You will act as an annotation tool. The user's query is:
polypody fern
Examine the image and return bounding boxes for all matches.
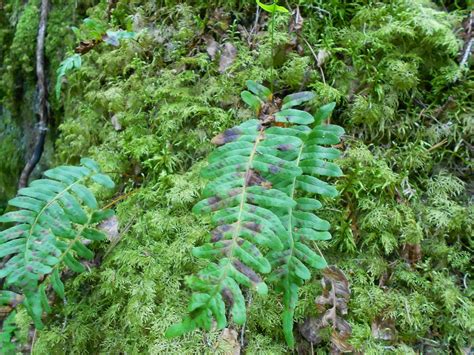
[0,158,114,328]
[166,81,344,347]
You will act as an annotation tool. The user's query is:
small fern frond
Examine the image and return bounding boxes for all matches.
[0,158,114,328]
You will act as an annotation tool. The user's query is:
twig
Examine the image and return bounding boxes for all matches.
[251,6,260,36]
[460,38,473,67]
[460,11,473,68]
[427,139,448,152]
[30,328,37,355]
[301,36,326,84]
[18,0,50,189]
[102,189,138,210]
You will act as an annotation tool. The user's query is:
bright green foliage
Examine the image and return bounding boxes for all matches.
[167,81,343,346]
[0,311,17,354]
[256,0,289,14]
[268,115,343,346]
[0,158,114,328]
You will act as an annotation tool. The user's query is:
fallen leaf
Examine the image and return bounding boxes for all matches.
[371,317,397,341]
[299,316,324,344]
[315,266,353,353]
[316,49,329,67]
[99,215,120,242]
[219,42,237,73]
[203,35,218,60]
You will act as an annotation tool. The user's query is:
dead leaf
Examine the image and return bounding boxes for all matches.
[314,266,353,353]
[98,215,120,243]
[74,39,101,54]
[371,317,397,341]
[219,42,237,73]
[289,6,304,33]
[299,316,324,344]
[204,35,219,60]
[216,328,241,355]
[316,49,329,67]
[401,243,422,265]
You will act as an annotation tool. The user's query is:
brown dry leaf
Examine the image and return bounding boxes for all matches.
[74,39,101,54]
[401,242,422,265]
[315,266,353,353]
[331,331,355,353]
[299,316,324,344]
[219,42,237,73]
[289,6,304,33]
[216,328,241,355]
[204,35,219,60]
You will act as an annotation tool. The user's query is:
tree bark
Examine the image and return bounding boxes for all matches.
[18,0,50,189]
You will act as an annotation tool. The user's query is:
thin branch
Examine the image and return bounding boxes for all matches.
[427,139,448,152]
[460,38,473,68]
[301,36,326,84]
[460,10,473,68]
[106,0,118,21]
[18,0,50,189]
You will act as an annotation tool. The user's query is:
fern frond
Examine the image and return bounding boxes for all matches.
[167,115,305,337]
[0,158,114,328]
[167,81,344,346]
[264,100,344,346]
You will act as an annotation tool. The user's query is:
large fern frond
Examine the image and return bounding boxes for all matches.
[0,158,114,328]
[167,81,344,346]
[166,116,306,336]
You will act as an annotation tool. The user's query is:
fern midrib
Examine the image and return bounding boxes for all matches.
[201,127,265,312]
[24,174,93,269]
[42,214,92,287]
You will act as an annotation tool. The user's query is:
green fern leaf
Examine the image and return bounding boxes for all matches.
[167,114,304,337]
[0,158,114,328]
[168,83,344,347]
[267,107,344,347]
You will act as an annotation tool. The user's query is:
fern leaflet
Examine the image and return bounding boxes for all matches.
[166,115,305,336]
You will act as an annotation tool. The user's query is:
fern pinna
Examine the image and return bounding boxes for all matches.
[166,81,344,346]
[0,158,114,328]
